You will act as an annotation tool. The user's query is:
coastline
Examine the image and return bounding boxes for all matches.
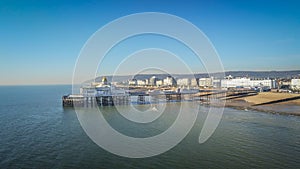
[223,92,300,116]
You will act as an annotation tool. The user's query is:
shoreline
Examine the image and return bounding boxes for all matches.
[223,92,300,116]
[224,101,300,116]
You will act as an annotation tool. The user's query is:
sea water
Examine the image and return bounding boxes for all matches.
[0,85,299,168]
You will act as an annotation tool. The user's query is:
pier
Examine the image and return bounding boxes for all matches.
[62,90,257,107]
[63,95,130,107]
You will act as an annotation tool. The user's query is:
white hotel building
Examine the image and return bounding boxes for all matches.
[137,80,147,86]
[221,77,251,88]
[250,79,276,88]
[199,77,213,88]
[177,78,190,87]
[291,79,300,90]
[163,76,176,86]
[221,77,276,89]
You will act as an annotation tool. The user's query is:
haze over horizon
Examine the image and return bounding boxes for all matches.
[1,0,300,85]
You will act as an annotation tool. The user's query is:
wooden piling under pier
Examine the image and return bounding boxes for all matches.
[63,95,131,107]
[62,95,85,107]
[165,94,182,101]
[137,95,146,104]
[96,96,130,106]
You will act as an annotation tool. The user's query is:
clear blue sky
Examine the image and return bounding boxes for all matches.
[1,0,300,85]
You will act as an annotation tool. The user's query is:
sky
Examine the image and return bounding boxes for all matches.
[0,0,300,85]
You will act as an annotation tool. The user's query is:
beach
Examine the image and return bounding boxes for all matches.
[225,92,300,116]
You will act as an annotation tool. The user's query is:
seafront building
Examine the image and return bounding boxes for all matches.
[149,76,158,86]
[221,76,276,89]
[130,76,177,87]
[163,76,177,86]
[221,77,251,88]
[125,75,281,91]
[137,80,147,86]
[213,79,221,88]
[250,79,277,89]
[190,78,199,87]
[291,78,300,90]
[156,80,163,86]
[199,77,213,88]
[177,78,190,87]
[128,79,137,86]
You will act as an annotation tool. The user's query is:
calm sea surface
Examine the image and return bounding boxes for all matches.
[0,85,299,168]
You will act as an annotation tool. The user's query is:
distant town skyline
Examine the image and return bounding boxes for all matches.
[1,0,300,85]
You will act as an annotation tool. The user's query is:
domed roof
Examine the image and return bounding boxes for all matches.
[102,76,108,83]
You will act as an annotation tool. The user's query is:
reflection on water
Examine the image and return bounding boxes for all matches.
[0,86,299,168]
